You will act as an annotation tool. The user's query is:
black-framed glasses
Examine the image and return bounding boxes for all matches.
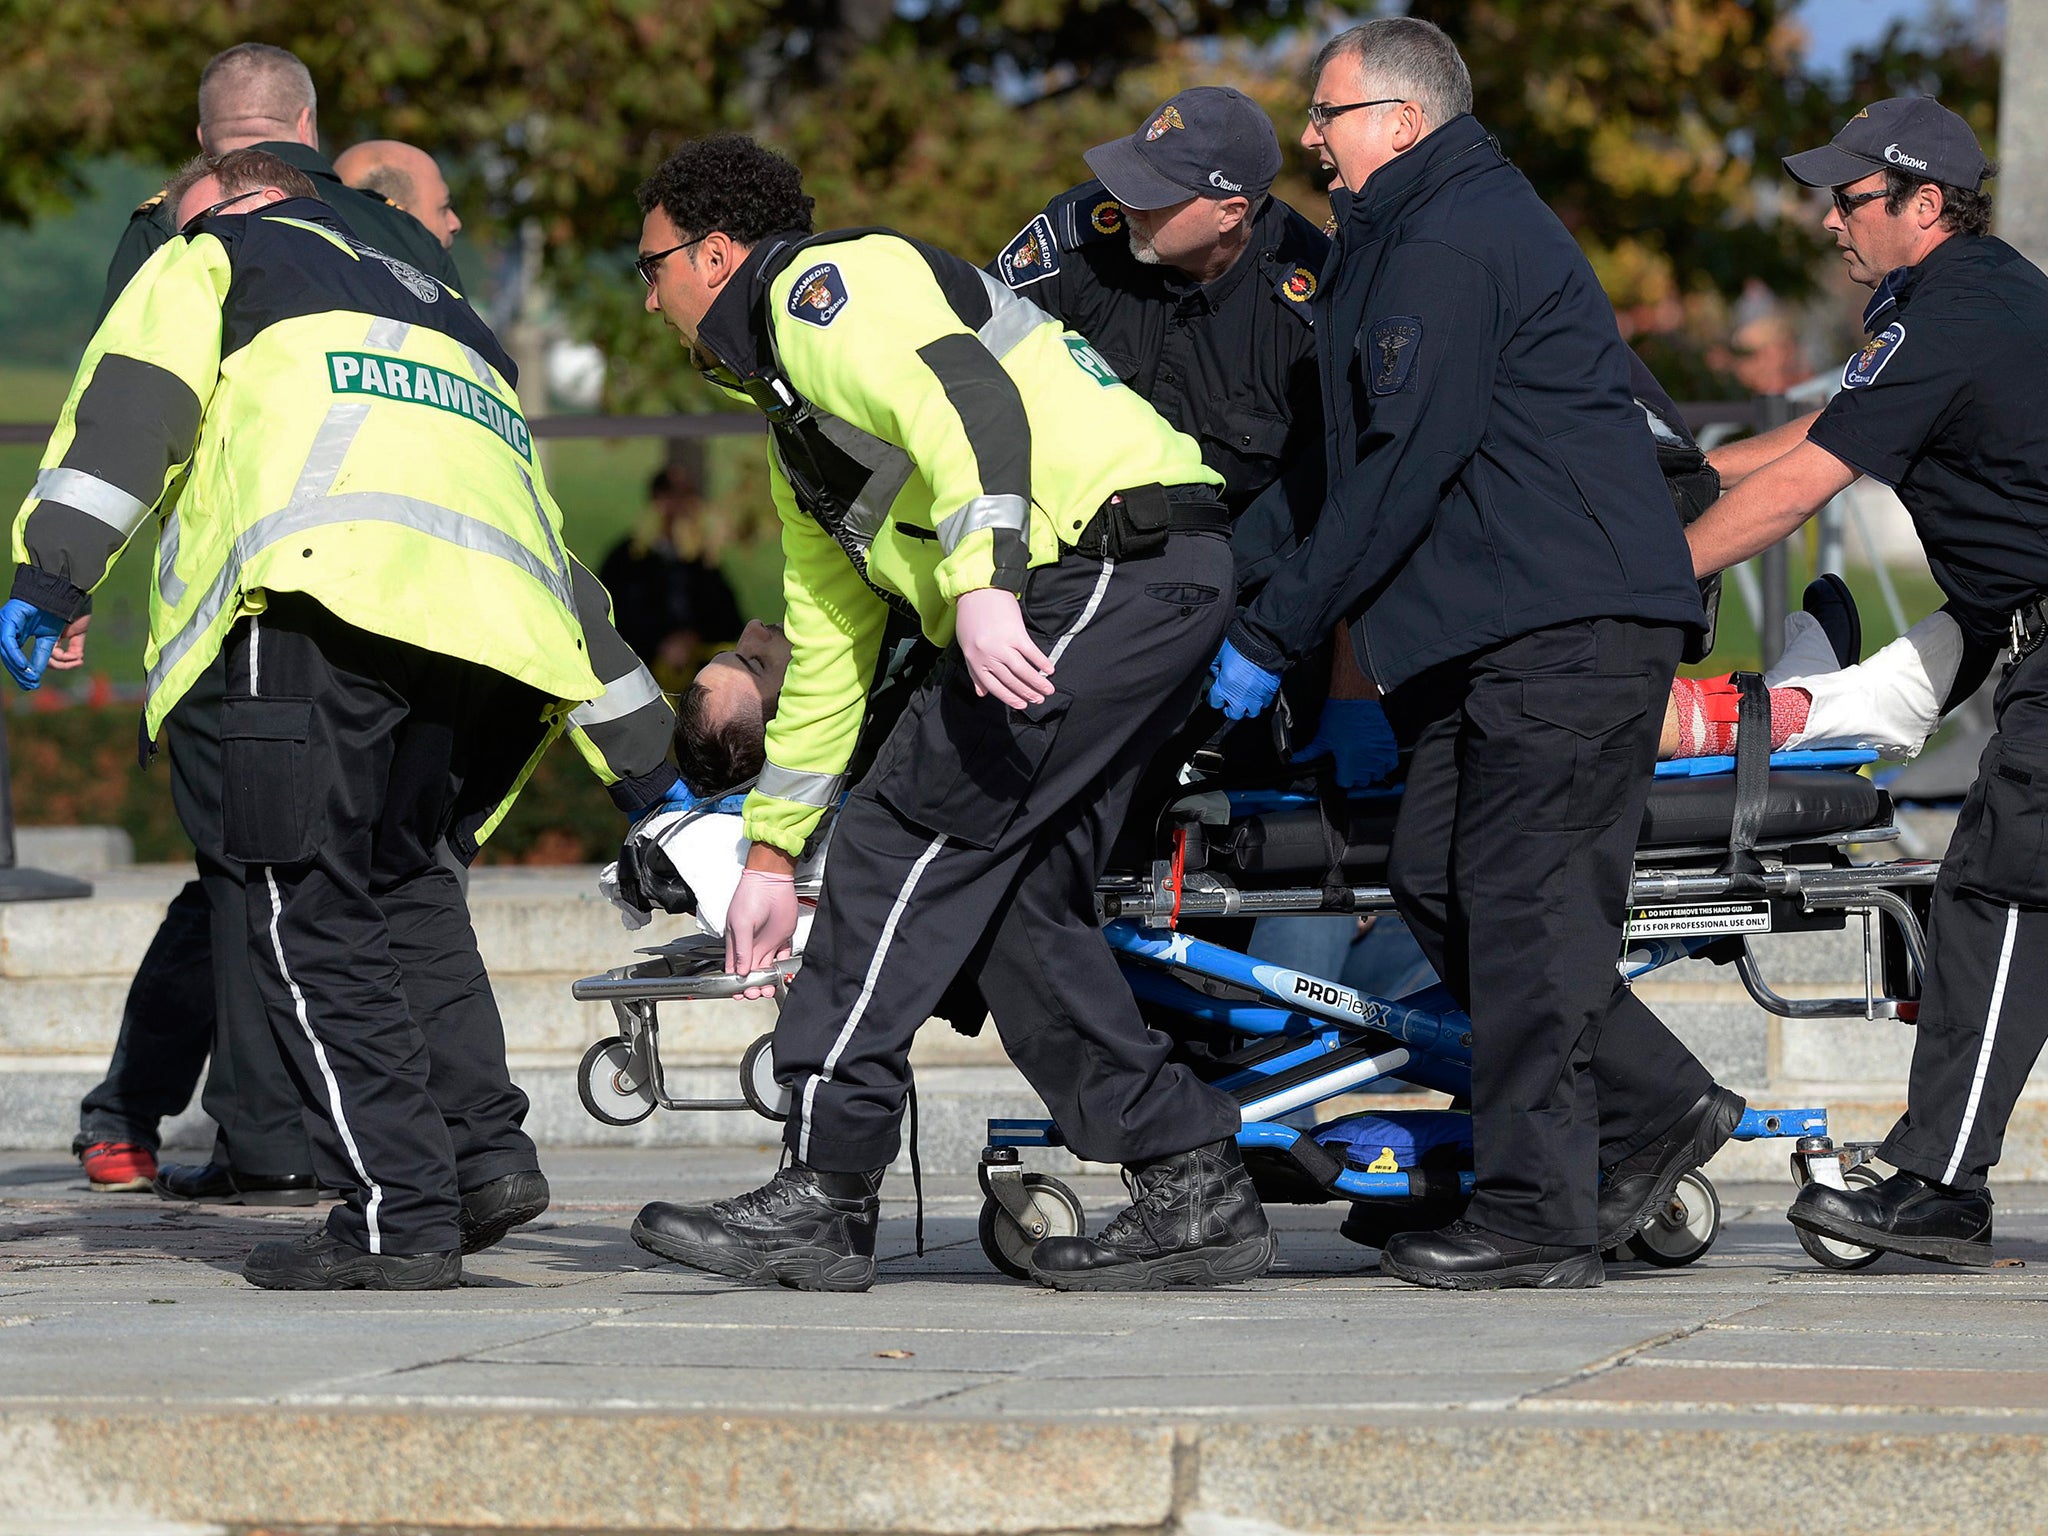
[181,188,264,231]
[636,233,708,287]
[1831,185,1889,220]
[1306,97,1408,129]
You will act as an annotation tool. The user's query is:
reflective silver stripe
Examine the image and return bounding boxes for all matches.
[147,491,577,695]
[156,510,186,605]
[568,664,664,729]
[936,494,1028,554]
[32,468,149,535]
[756,761,846,808]
[264,866,385,1253]
[290,401,373,505]
[364,317,413,351]
[974,271,1055,358]
[459,344,497,386]
[796,832,948,1164]
[1943,902,2021,1186]
[1047,557,1115,666]
[813,415,914,547]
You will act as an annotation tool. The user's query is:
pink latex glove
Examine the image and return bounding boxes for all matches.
[726,867,798,999]
[955,587,1053,708]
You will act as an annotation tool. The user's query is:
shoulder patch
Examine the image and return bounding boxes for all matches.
[787,261,850,327]
[1278,265,1318,305]
[1087,197,1125,239]
[1842,321,1905,389]
[134,189,167,215]
[1367,315,1422,395]
[996,213,1062,289]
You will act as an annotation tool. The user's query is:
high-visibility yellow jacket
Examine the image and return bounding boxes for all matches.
[11,199,678,826]
[693,228,1220,856]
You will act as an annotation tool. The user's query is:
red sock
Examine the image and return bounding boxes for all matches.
[1668,676,1812,758]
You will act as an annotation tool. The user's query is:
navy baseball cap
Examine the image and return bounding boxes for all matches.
[1084,87,1283,210]
[1784,96,1991,191]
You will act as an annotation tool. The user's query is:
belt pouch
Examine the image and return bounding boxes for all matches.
[1110,483,1171,561]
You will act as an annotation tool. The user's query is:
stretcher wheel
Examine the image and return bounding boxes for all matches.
[578,1036,656,1126]
[739,1033,791,1121]
[1625,1169,1720,1267]
[978,1175,1085,1280]
[1793,1164,1885,1271]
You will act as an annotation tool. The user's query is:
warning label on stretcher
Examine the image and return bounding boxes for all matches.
[1626,901,1772,939]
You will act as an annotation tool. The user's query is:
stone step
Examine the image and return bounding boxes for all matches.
[12,824,135,874]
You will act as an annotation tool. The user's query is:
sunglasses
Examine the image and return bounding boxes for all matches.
[1306,98,1408,129]
[181,188,265,231]
[1831,185,1888,220]
[636,233,708,287]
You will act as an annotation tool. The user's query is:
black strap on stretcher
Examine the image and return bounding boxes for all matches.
[1720,671,1771,893]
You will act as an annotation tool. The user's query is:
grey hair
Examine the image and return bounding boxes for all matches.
[198,43,318,148]
[1312,17,1473,130]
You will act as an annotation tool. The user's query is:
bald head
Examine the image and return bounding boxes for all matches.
[197,43,317,155]
[335,140,462,249]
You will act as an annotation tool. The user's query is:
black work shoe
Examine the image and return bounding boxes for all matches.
[1028,1138,1275,1292]
[243,1228,460,1291]
[1803,572,1862,667]
[631,1163,882,1292]
[1598,1086,1747,1249]
[1788,1169,1994,1267]
[459,1169,551,1255]
[154,1162,324,1207]
[1380,1218,1603,1290]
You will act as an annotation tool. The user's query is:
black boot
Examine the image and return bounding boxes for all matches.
[1598,1086,1746,1249]
[632,1163,882,1292]
[154,1162,325,1207]
[1380,1219,1603,1290]
[1029,1138,1274,1292]
[243,1228,460,1291]
[1788,1169,1994,1267]
[459,1169,551,1255]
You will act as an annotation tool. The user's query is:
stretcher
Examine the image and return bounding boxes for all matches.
[576,722,1933,1276]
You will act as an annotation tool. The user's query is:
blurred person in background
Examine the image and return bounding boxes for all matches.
[334,140,464,251]
[598,461,744,685]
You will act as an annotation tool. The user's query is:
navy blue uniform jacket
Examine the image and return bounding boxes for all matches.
[1228,114,1703,691]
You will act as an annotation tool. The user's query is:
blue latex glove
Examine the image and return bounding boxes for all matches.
[1294,697,1399,790]
[1207,639,1283,720]
[0,599,66,691]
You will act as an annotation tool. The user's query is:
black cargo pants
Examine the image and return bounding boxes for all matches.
[775,529,1245,1172]
[223,593,541,1255]
[1883,641,2048,1191]
[76,657,315,1174]
[1384,617,1713,1247]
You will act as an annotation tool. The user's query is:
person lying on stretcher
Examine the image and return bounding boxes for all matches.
[604,591,1987,936]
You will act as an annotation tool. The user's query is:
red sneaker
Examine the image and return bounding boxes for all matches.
[80,1141,157,1192]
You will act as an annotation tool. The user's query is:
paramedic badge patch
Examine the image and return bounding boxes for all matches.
[1090,199,1124,237]
[1368,315,1422,395]
[788,262,850,327]
[997,214,1061,289]
[1842,321,1905,389]
[1281,265,1317,303]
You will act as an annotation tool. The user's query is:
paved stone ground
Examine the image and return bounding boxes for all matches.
[8,1148,2048,1535]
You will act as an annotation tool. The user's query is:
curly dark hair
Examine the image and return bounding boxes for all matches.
[1884,165,1997,238]
[673,677,767,796]
[638,134,814,244]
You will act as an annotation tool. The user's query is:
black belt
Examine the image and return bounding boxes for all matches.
[1074,482,1230,559]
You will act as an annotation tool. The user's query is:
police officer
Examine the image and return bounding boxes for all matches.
[5,147,681,1290]
[75,42,467,1208]
[991,86,1327,536]
[1206,18,1739,1290]
[627,133,1271,1293]
[1693,99,2031,1267]
[98,43,459,322]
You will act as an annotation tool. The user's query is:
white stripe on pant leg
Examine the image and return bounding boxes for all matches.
[264,866,386,1252]
[1942,902,2021,1187]
[1047,558,1115,667]
[795,834,948,1165]
[249,614,260,696]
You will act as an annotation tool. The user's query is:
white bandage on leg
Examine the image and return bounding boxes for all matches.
[1766,609,1965,759]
